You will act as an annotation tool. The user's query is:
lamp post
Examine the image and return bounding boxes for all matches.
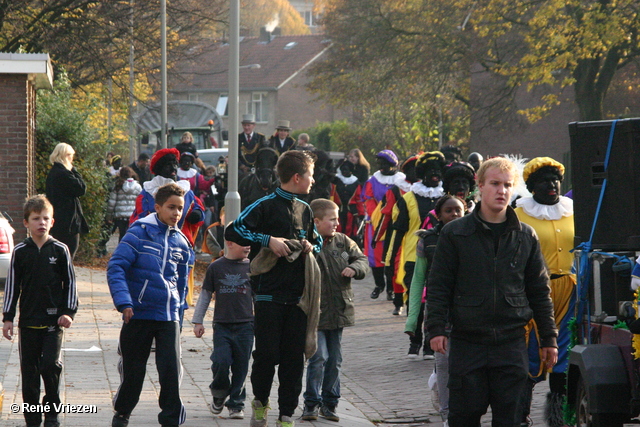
[225,0,241,224]
[160,0,167,149]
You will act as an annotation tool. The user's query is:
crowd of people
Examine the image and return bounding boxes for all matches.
[1,115,575,427]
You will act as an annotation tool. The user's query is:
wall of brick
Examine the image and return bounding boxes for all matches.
[0,74,36,242]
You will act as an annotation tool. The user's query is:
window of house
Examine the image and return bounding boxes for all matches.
[246,92,268,122]
[300,10,317,27]
[216,94,229,116]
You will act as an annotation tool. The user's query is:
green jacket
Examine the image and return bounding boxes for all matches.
[316,232,369,330]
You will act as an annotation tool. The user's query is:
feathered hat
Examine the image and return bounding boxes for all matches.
[150,148,180,175]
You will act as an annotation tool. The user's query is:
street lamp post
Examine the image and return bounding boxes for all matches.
[225,0,241,224]
[160,0,167,150]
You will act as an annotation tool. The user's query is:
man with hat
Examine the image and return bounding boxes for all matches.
[267,120,297,155]
[239,114,267,174]
[515,157,574,427]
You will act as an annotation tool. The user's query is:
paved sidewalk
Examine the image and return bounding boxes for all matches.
[0,263,553,427]
[0,267,374,427]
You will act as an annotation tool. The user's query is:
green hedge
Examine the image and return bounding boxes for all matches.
[36,73,110,261]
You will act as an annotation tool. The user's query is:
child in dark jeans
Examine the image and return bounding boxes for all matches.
[3,195,78,427]
[225,150,321,427]
[192,238,253,420]
[301,199,368,422]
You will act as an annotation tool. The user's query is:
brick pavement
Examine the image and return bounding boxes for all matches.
[0,263,551,427]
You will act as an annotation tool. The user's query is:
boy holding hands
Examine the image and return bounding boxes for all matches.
[192,237,253,420]
[108,183,195,427]
[302,199,368,422]
[225,150,321,427]
[3,195,78,427]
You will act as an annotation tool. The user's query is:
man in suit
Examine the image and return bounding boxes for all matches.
[239,114,267,174]
[267,120,297,155]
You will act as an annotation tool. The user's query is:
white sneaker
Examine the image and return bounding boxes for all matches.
[228,409,244,419]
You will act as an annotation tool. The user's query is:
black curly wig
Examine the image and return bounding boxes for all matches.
[443,162,476,194]
[525,165,563,193]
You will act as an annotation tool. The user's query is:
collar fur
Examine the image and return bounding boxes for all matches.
[373,170,404,185]
[411,182,444,198]
[516,195,573,220]
[143,175,191,196]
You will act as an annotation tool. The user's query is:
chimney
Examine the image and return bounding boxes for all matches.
[260,27,272,43]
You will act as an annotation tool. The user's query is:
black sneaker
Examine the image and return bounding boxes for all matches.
[44,420,60,427]
[370,287,383,299]
[211,397,226,414]
[301,403,319,420]
[112,412,130,427]
[407,343,420,359]
[386,291,394,301]
[319,405,339,422]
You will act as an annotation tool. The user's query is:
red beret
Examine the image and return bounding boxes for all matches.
[150,148,180,174]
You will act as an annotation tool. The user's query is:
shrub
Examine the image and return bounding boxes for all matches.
[36,72,110,261]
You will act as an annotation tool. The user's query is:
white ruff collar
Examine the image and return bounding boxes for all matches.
[373,170,404,185]
[177,168,197,179]
[395,174,412,193]
[516,196,573,220]
[143,175,191,196]
[336,170,358,185]
[411,182,444,198]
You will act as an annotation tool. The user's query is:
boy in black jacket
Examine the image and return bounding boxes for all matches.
[225,150,321,427]
[3,195,78,427]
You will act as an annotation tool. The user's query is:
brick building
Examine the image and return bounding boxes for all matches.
[0,53,53,241]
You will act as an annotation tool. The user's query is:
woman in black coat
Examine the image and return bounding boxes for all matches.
[45,142,88,259]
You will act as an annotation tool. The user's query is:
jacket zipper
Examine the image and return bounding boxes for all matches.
[162,227,171,318]
[138,279,149,303]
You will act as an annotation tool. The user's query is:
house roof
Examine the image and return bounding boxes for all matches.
[171,34,330,93]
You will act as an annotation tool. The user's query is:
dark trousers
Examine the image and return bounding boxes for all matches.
[114,219,129,242]
[19,326,64,426]
[113,320,185,426]
[251,301,307,417]
[51,231,79,259]
[448,337,528,427]
[210,321,254,410]
[372,266,386,291]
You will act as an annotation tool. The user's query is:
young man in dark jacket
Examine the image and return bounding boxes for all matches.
[225,150,321,427]
[427,157,558,427]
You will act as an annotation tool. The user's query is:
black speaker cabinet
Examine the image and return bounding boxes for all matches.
[570,118,640,251]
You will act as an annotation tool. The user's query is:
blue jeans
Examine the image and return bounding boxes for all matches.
[209,321,254,410]
[303,328,343,408]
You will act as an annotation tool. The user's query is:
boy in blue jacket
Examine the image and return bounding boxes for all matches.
[108,183,195,427]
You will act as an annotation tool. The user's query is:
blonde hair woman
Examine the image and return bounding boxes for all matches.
[45,142,88,258]
[49,142,75,170]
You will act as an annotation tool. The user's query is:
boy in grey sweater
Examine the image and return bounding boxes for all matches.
[192,239,253,420]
